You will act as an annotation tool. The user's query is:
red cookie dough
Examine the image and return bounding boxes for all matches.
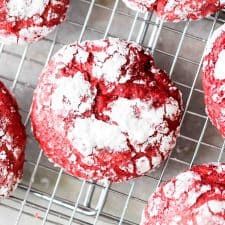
[122,0,224,22]
[202,24,225,137]
[0,0,69,44]
[0,81,26,198]
[141,163,225,225]
[31,38,183,182]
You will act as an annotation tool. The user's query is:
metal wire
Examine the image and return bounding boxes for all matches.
[14,27,60,225]
[0,0,223,225]
[169,21,190,77]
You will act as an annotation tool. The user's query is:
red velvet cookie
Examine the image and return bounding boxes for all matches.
[31,38,183,182]
[0,81,26,198]
[141,163,225,225]
[0,0,69,44]
[156,0,223,22]
[122,0,224,22]
[202,24,225,137]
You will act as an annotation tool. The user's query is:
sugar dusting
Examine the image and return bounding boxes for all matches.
[122,0,156,12]
[91,38,141,83]
[0,118,23,198]
[7,0,49,18]
[202,23,225,137]
[68,117,129,156]
[32,38,182,181]
[104,97,180,150]
[142,164,225,225]
[204,24,225,56]
[135,156,150,175]
[1,0,69,44]
[0,85,25,198]
[122,0,223,22]
[51,72,96,116]
[214,49,225,80]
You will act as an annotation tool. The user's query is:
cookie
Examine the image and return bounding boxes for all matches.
[141,163,225,225]
[122,0,224,22]
[31,38,183,182]
[203,24,225,137]
[0,0,69,44]
[0,81,26,198]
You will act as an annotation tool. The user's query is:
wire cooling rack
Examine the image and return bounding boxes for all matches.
[0,0,225,224]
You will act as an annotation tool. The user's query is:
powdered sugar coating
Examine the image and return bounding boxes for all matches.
[214,50,225,80]
[122,0,224,22]
[141,164,225,225]
[51,72,96,116]
[204,24,225,56]
[31,38,183,182]
[122,0,157,12]
[7,0,49,18]
[67,116,129,156]
[157,0,222,22]
[202,24,225,137]
[0,81,26,198]
[0,0,69,44]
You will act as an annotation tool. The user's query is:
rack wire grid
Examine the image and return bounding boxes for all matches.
[0,0,225,224]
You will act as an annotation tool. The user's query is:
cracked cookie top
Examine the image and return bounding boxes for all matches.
[141,163,225,225]
[122,0,224,22]
[0,0,69,44]
[31,38,183,182]
[0,81,26,198]
[202,24,225,137]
